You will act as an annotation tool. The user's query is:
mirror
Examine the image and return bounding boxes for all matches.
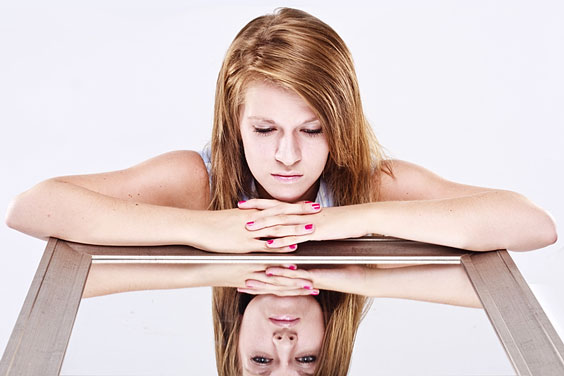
[60,261,515,375]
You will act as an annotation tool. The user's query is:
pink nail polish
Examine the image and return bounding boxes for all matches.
[238,200,246,204]
[310,290,319,295]
[304,201,312,204]
[305,224,313,231]
[267,239,274,245]
[303,285,312,290]
[289,244,297,250]
[312,203,321,210]
[266,272,273,276]
[289,265,297,270]
[246,221,254,226]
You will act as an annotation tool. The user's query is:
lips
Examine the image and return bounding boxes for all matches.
[269,317,300,327]
[271,173,303,182]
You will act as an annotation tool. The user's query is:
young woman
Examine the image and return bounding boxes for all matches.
[6,7,557,376]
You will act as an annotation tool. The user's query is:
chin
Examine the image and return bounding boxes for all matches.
[257,179,314,203]
[269,190,307,203]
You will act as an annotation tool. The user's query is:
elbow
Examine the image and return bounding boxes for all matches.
[540,210,558,247]
[507,205,558,252]
[5,187,50,240]
[5,193,25,232]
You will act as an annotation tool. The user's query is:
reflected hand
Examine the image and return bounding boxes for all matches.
[202,263,319,296]
[236,265,320,297]
[262,264,370,296]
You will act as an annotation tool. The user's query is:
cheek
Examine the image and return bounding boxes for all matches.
[304,139,329,169]
[243,138,275,168]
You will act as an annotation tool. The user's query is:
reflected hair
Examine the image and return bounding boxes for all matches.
[213,288,370,376]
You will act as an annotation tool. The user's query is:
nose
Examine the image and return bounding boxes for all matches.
[273,331,297,346]
[275,134,301,166]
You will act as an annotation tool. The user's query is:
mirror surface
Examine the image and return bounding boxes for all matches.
[61,263,515,375]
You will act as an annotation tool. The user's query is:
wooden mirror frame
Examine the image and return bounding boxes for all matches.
[1,237,563,376]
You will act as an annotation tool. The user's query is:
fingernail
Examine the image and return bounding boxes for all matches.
[310,290,319,295]
[238,200,246,204]
[303,285,312,290]
[305,224,313,231]
[289,265,297,270]
[267,239,274,245]
[246,221,254,226]
[266,272,273,276]
[304,201,312,203]
[311,203,321,210]
[245,281,254,288]
[289,244,297,250]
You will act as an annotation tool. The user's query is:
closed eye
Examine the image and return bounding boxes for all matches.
[253,127,275,135]
[302,128,322,136]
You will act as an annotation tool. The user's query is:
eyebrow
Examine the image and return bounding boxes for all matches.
[247,116,319,125]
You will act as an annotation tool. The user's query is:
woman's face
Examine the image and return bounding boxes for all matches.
[239,81,330,203]
[238,295,325,376]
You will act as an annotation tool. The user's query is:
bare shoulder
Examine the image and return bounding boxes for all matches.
[378,159,496,201]
[54,150,210,209]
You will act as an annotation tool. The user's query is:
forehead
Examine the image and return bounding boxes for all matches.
[242,81,315,118]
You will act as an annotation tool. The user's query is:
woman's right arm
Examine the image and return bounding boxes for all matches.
[5,150,321,252]
[5,150,213,246]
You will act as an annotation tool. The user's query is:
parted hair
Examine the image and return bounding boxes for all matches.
[211,7,389,376]
[209,7,392,211]
[213,286,370,376]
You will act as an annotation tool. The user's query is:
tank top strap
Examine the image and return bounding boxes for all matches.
[199,144,213,190]
[315,179,334,208]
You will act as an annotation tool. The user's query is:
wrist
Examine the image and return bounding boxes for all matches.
[178,208,214,250]
[349,203,373,238]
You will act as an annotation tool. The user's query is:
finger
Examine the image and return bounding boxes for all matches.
[281,264,298,270]
[237,287,319,296]
[238,198,284,210]
[239,239,296,253]
[265,235,312,249]
[247,215,317,233]
[255,241,299,253]
[245,277,314,290]
[265,266,311,280]
[258,201,322,217]
[253,226,314,243]
[242,200,321,218]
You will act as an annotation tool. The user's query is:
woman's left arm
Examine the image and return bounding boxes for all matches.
[315,160,557,252]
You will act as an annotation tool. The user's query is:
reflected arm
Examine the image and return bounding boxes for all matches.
[83,263,217,298]
[305,264,483,308]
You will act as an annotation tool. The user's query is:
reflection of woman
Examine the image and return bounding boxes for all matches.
[6,7,556,376]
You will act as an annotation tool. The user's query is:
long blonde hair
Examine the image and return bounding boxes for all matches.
[211,7,390,375]
[210,7,391,211]
[213,286,371,376]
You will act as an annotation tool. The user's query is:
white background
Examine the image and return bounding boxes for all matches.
[1,1,562,374]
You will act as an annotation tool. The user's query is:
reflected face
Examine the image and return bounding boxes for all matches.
[238,295,325,376]
[239,81,330,203]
